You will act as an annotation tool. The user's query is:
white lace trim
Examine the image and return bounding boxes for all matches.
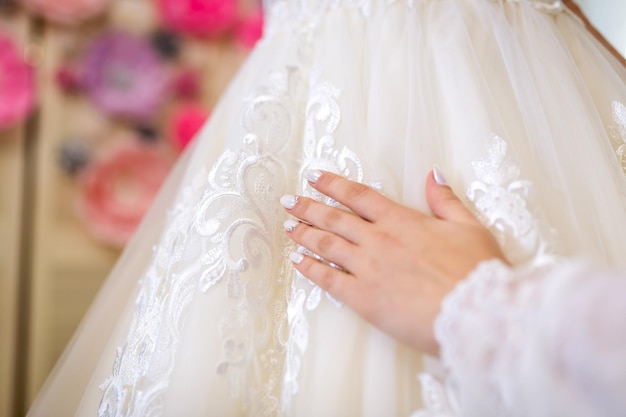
[466,134,558,265]
[280,73,373,411]
[264,0,564,35]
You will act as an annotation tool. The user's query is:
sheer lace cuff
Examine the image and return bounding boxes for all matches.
[433,259,626,417]
[434,259,517,416]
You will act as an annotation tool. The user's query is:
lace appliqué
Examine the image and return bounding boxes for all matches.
[466,135,557,265]
[98,168,207,417]
[99,68,305,417]
[280,75,370,412]
[610,101,626,175]
[199,68,306,414]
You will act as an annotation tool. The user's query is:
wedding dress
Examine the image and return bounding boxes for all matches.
[27,0,626,416]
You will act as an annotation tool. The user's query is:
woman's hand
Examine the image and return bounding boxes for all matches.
[281,169,508,355]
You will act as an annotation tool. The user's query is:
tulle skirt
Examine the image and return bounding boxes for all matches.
[27,0,626,416]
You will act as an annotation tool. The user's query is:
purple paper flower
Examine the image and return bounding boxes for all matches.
[83,32,169,121]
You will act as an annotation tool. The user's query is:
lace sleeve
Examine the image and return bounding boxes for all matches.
[434,259,626,417]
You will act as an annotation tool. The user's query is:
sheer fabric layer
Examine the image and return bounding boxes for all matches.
[28,0,626,416]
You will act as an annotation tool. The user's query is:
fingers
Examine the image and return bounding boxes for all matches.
[288,252,361,306]
[303,170,399,222]
[425,170,478,224]
[281,194,370,243]
[285,219,359,272]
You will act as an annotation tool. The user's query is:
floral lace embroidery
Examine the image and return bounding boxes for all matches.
[466,134,558,265]
[198,68,307,414]
[98,168,207,417]
[280,75,369,412]
[99,68,306,417]
[610,101,626,175]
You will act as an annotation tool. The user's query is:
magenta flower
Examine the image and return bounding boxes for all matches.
[168,103,209,151]
[236,12,264,49]
[157,0,239,38]
[0,32,35,130]
[21,0,111,24]
[77,139,172,247]
[83,32,169,121]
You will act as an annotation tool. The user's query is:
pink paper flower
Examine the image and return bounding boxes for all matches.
[168,103,209,151]
[172,69,201,100]
[83,32,169,121]
[77,139,171,247]
[0,32,35,130]
[236,12,264,49]
[21,0,111,24]
[156,0,239,38]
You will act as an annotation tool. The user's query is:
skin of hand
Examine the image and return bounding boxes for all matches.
[281,169,509,355]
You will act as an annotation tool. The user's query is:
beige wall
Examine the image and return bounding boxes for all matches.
[577,0,626,57]
[0,2,249,416]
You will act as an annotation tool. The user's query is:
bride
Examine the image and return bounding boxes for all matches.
[28,0,626,416]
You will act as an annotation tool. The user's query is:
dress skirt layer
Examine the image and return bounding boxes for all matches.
[28,1,626,416]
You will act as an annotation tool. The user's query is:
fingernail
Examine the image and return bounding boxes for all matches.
[305,169,323,183]
[284,219,299,232]
[289,252,305,264]
[433,165,447,185]
[280,195,299,209]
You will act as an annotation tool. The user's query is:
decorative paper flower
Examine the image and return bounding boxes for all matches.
[156,0,239,38]
[236,12,264,49]
[77,139,171,247]
[21,0,111,24]
[83,32,169,121]
[172,69,201,100]
[168,103,209,151]
[55,66,84,93]
[0,32,35,130]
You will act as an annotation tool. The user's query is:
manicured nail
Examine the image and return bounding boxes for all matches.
[305,169,323,183]
[284,219,299,232]
[289,252,305,264]
[433,165,447,185]
[280,195,299,209]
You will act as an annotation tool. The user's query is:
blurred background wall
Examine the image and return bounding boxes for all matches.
[0,1,624,417]
[0,0,260,416]
[577,0,626,57]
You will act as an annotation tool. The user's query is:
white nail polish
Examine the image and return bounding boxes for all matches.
[289,252,305,264]
[305,169,323,183]
[433,165,447,185]
[280,195,299,209]
[284,219,299,232]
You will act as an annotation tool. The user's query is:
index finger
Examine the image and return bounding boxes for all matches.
[303,170,394,222]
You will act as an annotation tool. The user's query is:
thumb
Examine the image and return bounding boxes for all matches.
[426,168,478,224]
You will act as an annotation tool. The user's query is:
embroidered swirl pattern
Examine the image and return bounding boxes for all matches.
[281,74,367,412]
[99,68,307,417]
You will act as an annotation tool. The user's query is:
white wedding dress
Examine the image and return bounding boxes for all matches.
[27,0,626,416]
